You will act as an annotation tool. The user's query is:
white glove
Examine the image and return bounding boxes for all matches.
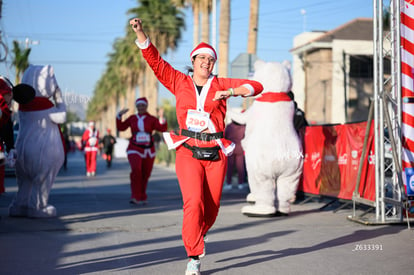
[117,108,129,117]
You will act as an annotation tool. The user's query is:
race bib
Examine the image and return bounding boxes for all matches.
[186,109,210,132]
[89,137,97,146]
[135,132,151,145]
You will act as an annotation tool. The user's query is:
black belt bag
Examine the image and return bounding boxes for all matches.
[183,143,220,161]
[180,129,223,141]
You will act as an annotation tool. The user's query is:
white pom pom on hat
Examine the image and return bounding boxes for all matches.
[190,42,217,61]
[135,97,148,106]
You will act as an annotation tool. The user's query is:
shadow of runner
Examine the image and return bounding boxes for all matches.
[207,225,405,274]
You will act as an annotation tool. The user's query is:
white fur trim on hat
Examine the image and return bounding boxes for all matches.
[190,42,217,60]
[135,97,148,106]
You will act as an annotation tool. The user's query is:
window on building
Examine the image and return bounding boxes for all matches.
[349,55,390,78]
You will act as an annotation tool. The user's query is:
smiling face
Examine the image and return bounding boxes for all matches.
[192,54,216,80]
[136,103,148,115]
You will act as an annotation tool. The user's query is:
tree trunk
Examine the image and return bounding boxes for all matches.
[144,66,158,116]
[193,2,200,46]
[218,0,230,77]
[247,0,259,54]
[200,0,210,43]
[244,0,259,108]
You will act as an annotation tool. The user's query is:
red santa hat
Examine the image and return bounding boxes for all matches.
[0,76,13,96]
[190,42,217,61]
[135,97,148,106]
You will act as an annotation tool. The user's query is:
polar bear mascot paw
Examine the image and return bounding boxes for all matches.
[8,64,66,218]
[230,60,303,218]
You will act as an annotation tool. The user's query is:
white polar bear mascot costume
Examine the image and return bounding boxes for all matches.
[230,60,303,217]
[9,64,66,218]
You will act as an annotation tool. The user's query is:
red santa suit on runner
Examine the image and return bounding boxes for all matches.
[116,106,167,202]
[0,77,13,194]
[136,39,263,257]
[82,123,99,175]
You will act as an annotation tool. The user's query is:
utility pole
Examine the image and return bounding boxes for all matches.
[21,37,40,49]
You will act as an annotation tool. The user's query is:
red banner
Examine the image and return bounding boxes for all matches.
[298,121,375,201]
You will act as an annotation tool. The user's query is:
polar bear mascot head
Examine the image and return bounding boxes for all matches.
[9,64,66,218]
[252,60,292,95]
[230,60,303,217]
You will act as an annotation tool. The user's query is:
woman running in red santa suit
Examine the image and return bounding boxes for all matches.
[129,18,263,275]
[117,97,167,205]
[81,121,99,176]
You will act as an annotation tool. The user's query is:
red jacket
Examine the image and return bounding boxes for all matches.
[0,95,11,128]
[141,42,263,155]
[117,113,167,158]
[82,127,99,152]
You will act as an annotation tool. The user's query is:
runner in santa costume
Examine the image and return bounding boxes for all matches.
[116,97,167,205]
[129,18,263,275]
[0,76,14,194]
[82,121,99,176]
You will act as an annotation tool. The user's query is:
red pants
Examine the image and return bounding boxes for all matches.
[84,150,97,173]
[127,153,155,201]
[175,146,227,257]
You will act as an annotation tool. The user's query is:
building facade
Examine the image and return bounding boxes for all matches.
[290,18,385,125]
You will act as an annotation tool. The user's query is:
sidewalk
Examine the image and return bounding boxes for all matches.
[0,151,413,275]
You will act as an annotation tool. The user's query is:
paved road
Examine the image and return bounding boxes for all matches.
[0,151,413,275]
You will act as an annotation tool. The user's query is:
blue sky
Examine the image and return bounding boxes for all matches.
[0,0,373,105]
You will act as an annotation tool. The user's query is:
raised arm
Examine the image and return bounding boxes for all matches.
[129,18,148,44]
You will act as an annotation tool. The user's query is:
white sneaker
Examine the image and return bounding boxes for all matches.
[129,198,139,205]
[185,259,201,275]
[200,235,207,258]
[86,172,91,177]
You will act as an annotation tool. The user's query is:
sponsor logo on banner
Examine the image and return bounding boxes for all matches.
[406,168,414,196]
[351,150,359,166]
[351,150,358,159]
[311,152,321,170]
[368,150,375,165]
[338,154,347,165]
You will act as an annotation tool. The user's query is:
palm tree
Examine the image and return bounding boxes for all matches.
[110,37,143,120]
[11,40,31,84]
[200,0,211,43]
[243,0,259,109]
[186,0,211,46]
[247,0,259,54]
[218,0,230,77]
[128,0,185,114]
[88,0,184,129]
[87,37,138,133]
[192,1,201,46]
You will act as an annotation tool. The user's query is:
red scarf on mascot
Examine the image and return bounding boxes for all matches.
[255,92,291,103]
[19,97,66,152]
